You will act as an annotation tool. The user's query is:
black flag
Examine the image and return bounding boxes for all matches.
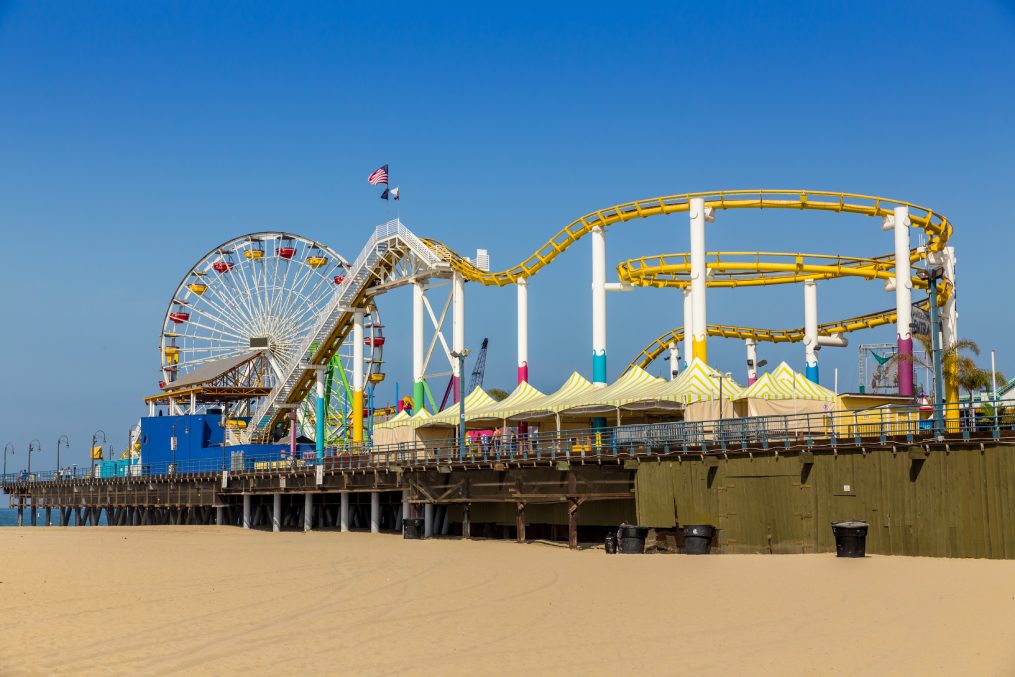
[380,188,389,200]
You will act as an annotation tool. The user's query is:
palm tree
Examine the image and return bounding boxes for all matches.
[872,335,1001,401]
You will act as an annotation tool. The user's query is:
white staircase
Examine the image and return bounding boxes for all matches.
[247,220,445,443]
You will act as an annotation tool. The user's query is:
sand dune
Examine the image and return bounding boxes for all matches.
[1,527,1013,675]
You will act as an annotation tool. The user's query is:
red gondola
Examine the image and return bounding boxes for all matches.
[213,261,234,273]
[365,336,385,347]
[279,247,296,259]
[333,275,345,285]
[159,380,166,389]
[169,311,190,323]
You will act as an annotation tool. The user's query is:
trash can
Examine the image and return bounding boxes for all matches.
[604,532,618,554]
[682,524,715,554]
[403,518,424,540]
[617,524,649,554]
[831,520,868,557]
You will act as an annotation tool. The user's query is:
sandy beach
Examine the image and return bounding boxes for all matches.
[1,528,1013,676]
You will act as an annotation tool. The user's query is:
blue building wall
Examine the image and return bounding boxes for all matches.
[140,415,314,473]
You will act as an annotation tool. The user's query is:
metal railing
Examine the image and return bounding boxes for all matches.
[3,400,1014,485]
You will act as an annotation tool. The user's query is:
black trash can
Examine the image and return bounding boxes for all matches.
[617,525,649,554]
[403,518,424,540]
[831,520,868,557]
[604,532,618,554]
[682,524,715,555]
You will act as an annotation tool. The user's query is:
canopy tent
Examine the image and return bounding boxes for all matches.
[662,359,744,421]
[560,366,665,415]
[418,387,498,427]
[508,372,596,421]
[733,361,836,418]
[464,380,547,426]
[372,408,431,446]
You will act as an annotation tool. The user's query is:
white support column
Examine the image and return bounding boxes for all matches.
[668,342,680,380]
[272,493,281,533]
[402,488,410,520]
[216,506,225,526]
[303,493,313,532]
[591,226,607,385]
[352,309,365,442]
[746,338,758,385]
[370,492,380,533]
[517,277,529,383]
[689,198,710,363]
[149,401,155,416]
[423,503,434,538]
[242,494,251,529]
[452,272,466,402]
[892,205,914,397]
[190,391,196,415]
[340,491,350,532]
[412,281,426,413]
[804,279,819,383]
[682,288,693,365]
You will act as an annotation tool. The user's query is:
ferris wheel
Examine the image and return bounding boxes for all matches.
[159,232,384,442]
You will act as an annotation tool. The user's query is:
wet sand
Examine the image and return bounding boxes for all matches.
[1,527,1013,675]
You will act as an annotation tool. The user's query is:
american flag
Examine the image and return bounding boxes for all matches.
[367,164,389,185]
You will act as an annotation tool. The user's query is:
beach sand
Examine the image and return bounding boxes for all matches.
[1,527,1013,676]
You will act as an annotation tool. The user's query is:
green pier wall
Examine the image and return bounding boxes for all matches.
[635,445,1015,558]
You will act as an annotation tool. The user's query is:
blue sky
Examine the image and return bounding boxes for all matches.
[0,2,1013,467]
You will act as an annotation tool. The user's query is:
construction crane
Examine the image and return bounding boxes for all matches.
[469,338,489,391]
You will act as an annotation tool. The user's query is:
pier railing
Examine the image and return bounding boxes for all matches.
[4,400,1014,485]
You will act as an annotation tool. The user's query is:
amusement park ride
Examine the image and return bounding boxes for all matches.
[140,190,959,468]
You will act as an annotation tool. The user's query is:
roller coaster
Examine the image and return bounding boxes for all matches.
[149,189,960,448]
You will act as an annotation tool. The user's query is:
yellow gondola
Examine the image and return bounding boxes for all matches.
[307,255,328,268]
[368,372,386,383]
[188,282,208,294]
[244,249,264,260]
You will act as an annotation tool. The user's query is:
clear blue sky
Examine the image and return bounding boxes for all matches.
[1,1,1013,468]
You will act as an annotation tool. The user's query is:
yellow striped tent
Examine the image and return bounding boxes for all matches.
[509,372,595,421]
[734,361,836,418]
[560,366,665,415]
[464,380,547,426]
[419,387,497,427]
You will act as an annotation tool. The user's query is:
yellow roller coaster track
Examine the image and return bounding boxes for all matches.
[616,250,929,289]
[422,189,951,286]
[626,300,932,371]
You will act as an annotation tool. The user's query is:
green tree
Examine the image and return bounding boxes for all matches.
[873,335,1002,400]
[487,387,510,402]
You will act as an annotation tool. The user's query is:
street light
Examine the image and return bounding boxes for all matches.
[91,429,107,477]
[56,435,70,479]
[917,266,946,434]
[450,348,471,461]
[27,439,41,477]
[3,443,13,479]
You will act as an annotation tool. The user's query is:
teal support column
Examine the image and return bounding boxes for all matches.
[315,368,326,461]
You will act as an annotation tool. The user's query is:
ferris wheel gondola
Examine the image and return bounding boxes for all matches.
[159,232,383,442]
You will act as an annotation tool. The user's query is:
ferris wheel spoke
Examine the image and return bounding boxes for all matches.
[184,302,254,339]
[192,292,256,340]
[202,274,259,332]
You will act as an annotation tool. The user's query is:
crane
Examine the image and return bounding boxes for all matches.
[469,338,489,391]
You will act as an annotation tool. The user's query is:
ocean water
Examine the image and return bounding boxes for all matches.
[0,507,108,527]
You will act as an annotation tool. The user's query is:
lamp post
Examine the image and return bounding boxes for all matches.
[450,348,471,461]
[3,443,13,479]
[27,439,41,476]
[918,267,946,434]
[91,429,107,478]
[56,435,69,479]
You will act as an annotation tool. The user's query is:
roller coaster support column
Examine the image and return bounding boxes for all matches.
[352,309,365,443]
[689,198,712,363]
[412,282,426,413]
[940,246,960,430]
[888,206,915,398]
[517,277,529,384]
[803,280,819,383]
[314,366,326,461]
[683,288,693,366]
[591,226,607,386]
[668,342,680,380]
[517,277,529,435]
[453,272,465,403]
[746,339,758,385]
[591,226,607,430]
